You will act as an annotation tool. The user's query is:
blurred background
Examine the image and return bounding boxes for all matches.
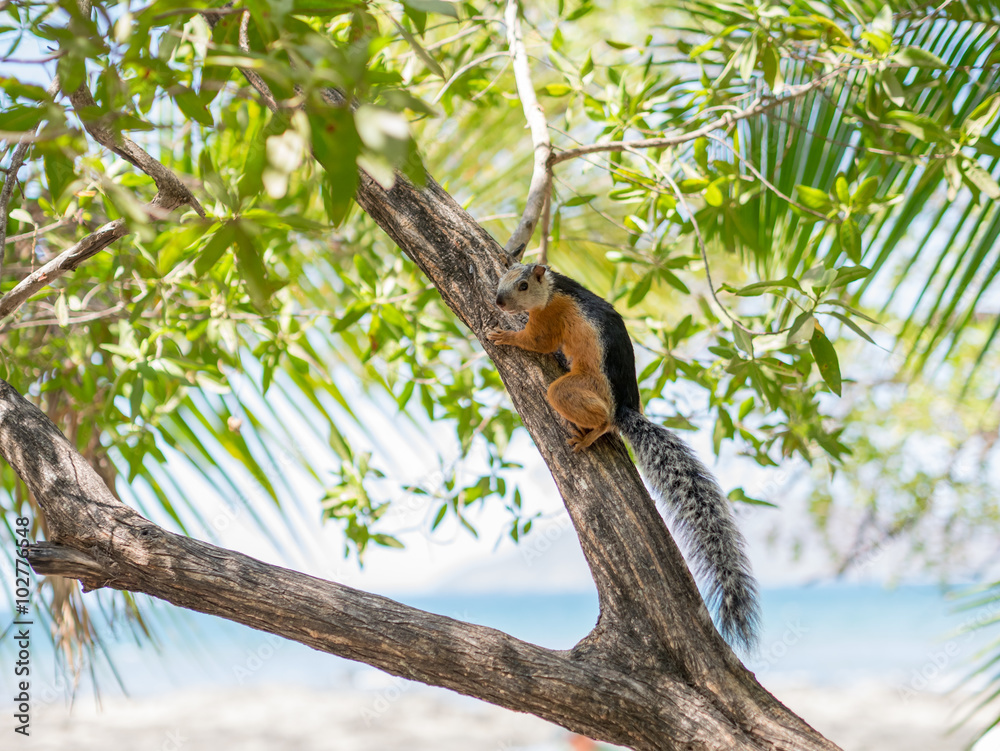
[3,0,1000,749]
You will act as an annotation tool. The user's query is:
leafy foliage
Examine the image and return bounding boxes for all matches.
[1,0,999,726]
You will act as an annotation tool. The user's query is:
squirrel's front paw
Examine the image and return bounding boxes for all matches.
[487,329,512,345]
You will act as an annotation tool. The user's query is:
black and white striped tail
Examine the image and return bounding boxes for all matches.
[616,406,761,650]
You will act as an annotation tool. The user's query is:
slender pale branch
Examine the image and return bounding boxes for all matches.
[539,188,551,265]
[549,66,861,167]
[0,144,32,281]
[503,0,552,260]
[431,50,509,105]
[4,218,75,245]
[660,170,770,338]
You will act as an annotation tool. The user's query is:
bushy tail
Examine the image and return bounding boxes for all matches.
[616,406,760,650]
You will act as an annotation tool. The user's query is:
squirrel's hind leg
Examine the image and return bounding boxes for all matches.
[546,374,613,451]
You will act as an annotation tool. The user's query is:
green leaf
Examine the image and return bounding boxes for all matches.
[289,0,358,13]
[401,0,458,18]
[233,224,270,309]
[851,176,879,207]
[964,94,1000,141]
[835,175,850,205]
[540,83,572,96]
[130,375,145,422]
[796,185,834,212]
[880,69,905,107]
[310,108,361,222]
[762,45,783,94]
[0,105,44,133]
[810,329,842,396]
[822,299,878,324]
[887,110,949,142]
[892,46,947,69]
[733,327,754,359]
[831,266,871,286]
[372,533,405,549]
[839,217,862,262]
[175,87,214,128]
[730,276,803,296]
[627,272,654,306]
[961,159,1000,199]
[826,310,877,345]
[431,504,447,530]
[705,178,725,207]
[728,488,777,508]
[195,223,236,277]
[786,312,816,345]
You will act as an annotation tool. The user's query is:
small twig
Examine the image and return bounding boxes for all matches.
[0,219,129,321]
[238,10,278,110]
[503,0,552,260]
[705,134,828,220]
[906,0,956,31]
[549,64,864,167]
[4,218,74,245]
[0,144,31,282]
[539,188,551,266]
[0,193,189,322]
[1,303,127,332]
[470,58,511,101]
[431,51,509,105]
[660,170,781,338]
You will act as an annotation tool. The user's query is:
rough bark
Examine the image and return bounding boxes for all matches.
[0,164,843,750]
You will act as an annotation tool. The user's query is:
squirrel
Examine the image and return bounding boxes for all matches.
[488,257,760,650]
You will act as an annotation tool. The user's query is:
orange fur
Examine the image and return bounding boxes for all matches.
[491,292,614,450]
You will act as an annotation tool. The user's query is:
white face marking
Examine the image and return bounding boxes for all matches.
[495,264,550,313]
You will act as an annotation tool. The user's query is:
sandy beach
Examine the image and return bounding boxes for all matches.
[11,679,998,751]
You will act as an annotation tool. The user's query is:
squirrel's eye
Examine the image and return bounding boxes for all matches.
[519,281,529,291]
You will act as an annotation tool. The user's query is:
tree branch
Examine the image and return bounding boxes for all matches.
[0,218,127,321]
[0,75,210,322]
[66,86,206,218]
[0,379,833,750]
[0,190,190,322]
[549,65,862,167]
[503,0,552,260]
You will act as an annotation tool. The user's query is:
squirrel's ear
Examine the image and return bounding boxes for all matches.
[506,243,527,265]
[533,264,547,281]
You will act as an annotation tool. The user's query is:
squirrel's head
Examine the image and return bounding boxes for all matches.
[495,263,551,313]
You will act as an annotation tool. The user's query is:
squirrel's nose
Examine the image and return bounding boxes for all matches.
[496,294,505,309]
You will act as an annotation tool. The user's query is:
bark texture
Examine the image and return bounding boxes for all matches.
[1,139,842,751]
